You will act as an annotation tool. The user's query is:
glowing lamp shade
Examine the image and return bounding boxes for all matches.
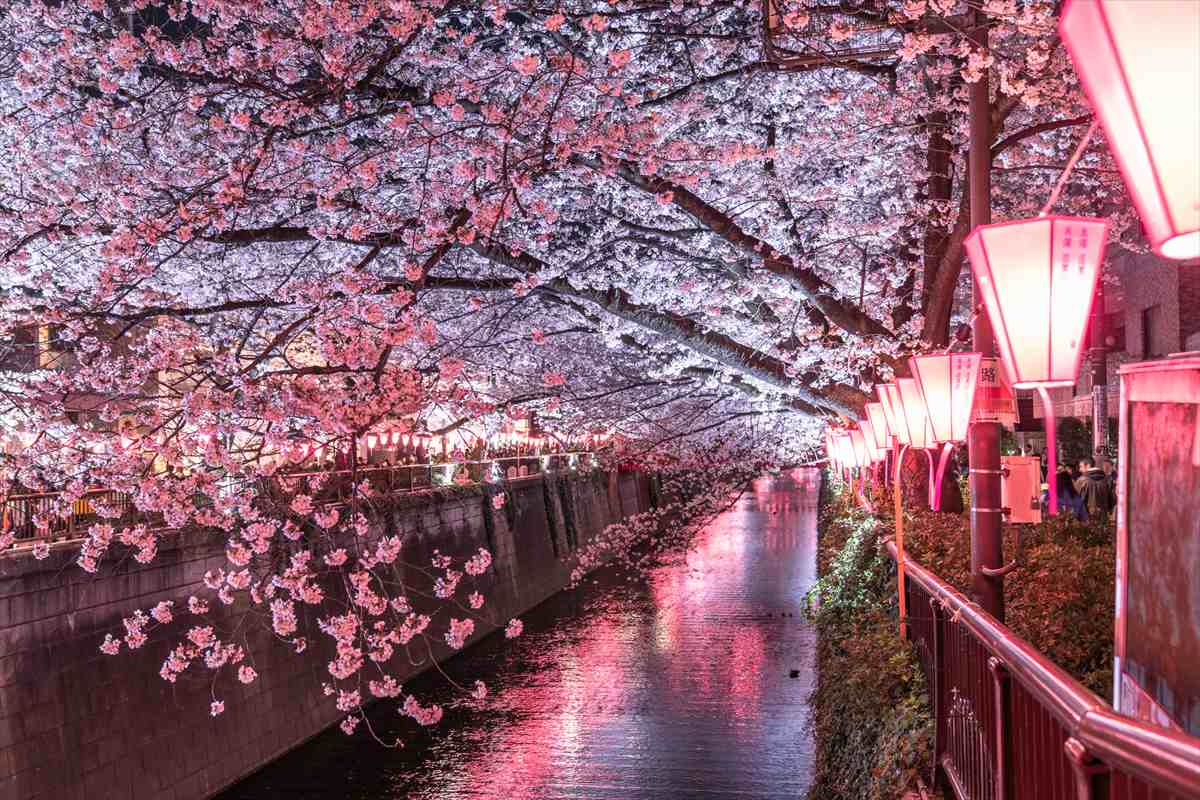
[896,378,935,450]
[1061,0,1200,260]
[882,383,911,446]
[858,418,886,463]
[876,384,902,441]
[835,432,855,468]
[910,353,982,444]
[965,216,1108,389]
[849,428,869,468]
[865,402,891,450]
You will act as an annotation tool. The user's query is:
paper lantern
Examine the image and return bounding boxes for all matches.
[910,353,983,444]
[858,418,886,463]
[965,216,1108,388]
[835,431,855,468]
[875,384,902,440]
[865,402,891,450]
[365,433,378,449]
[849,429,869,468]
[896,378,935,450]
[882,384,909,446]
[1061,0,1200,260]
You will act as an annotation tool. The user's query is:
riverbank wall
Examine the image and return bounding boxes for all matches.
[0,468,655,800]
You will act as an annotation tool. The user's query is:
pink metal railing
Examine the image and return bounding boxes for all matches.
[2,453,591,551]
[888,541,1200,800]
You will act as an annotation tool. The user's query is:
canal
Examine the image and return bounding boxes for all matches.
[220,469,819,799]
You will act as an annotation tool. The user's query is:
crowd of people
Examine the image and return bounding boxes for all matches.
[1045,456,1117,523]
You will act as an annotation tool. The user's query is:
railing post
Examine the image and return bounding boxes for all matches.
[930,595,945,788]
[988,657,1014,800]
[1065,738,1109,800]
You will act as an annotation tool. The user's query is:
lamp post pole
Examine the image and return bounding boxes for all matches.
[968,8,1005,623]
[1090,282,1109,458]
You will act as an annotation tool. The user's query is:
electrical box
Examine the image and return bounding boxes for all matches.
[1001,455,1042,524]
[1115,354,1200,736]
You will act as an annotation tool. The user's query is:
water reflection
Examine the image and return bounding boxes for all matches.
[220,470,818,800]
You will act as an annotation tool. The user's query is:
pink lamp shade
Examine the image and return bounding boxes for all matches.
[1061,0,1199,261]
[865,402,892,450]
[835,431,855,468]
[883,383,910,446]
[858,418,886,463]
[897,378,935,450]
[910,353,983,444]
[849,428,869,468]
[875,383,902,439]
[366,433,379,449]
[965,216,1108,389]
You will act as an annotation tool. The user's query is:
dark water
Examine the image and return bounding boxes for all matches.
[220,470,820,800]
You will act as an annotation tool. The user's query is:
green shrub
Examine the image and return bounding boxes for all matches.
[875,485,1116,698]
[805,477,934,800]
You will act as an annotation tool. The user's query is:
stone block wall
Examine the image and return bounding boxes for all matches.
[0,469,653,800]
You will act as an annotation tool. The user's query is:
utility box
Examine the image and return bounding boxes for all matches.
[1001,455,1042,524]
[1115,354,1200,736]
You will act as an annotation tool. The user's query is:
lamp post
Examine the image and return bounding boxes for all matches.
[965,215,1109,516]
[1060,0,1200,261]
[966,0,1007,622]
[911,352,983,511]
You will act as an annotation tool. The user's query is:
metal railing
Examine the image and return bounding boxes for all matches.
[2,453,594,551]
[888,541,1200,800]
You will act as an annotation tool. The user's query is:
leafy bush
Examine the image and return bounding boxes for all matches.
[805,476,934,800]
[874,485,1116,697]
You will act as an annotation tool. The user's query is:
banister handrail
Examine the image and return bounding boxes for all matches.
[889,540,1101,727]
[886,540,1200,799]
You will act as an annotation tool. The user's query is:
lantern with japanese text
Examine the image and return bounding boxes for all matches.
[1061,0,1200,260]
[911,353,982,444]
[966,216,1110,515]
[965,216,1108,389]
[910,353,982,509]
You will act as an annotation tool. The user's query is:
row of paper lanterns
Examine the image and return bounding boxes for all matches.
[827,0,1197,514]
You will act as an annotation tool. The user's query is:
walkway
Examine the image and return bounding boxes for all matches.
[220,469,821,800]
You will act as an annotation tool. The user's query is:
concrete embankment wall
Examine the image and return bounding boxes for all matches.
[0,469,655,800]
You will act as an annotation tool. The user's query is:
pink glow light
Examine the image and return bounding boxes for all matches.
[965,216,1108,389]
[896,378,935,450]
[864,402,891,450]
[910,353,982,444]
[1061,0,1200,260]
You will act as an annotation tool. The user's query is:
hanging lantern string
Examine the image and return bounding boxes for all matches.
[1038,120,1099,218]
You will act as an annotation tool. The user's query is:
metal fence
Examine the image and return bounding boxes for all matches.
[2,453,594,551]
[889,541,1200,800]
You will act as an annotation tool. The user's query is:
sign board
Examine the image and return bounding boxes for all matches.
[1114,355,1200,736]
[1000,455,1042,524]
[971,357,1018,428]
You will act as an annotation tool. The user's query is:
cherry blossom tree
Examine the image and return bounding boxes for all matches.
[0,0,1137,737]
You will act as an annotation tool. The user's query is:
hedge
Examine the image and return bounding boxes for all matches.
[804,472,1117,800]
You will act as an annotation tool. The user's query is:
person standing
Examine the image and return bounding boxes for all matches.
[1075,457,1115,523]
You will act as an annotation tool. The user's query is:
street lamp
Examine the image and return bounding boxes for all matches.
[859,417,886,464]
[1061,0,1200,260]
[965,215,1110,514]
[865,402,891,450]
[897,378,935,451]
[911,353,983,510]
